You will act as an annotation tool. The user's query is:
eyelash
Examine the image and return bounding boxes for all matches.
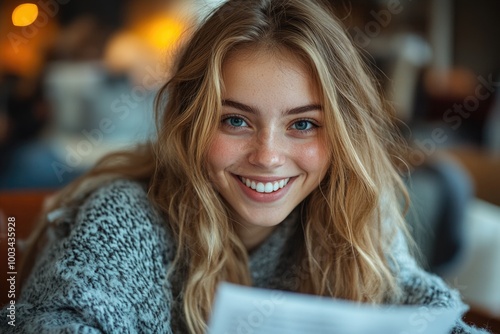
[220,115,319,133]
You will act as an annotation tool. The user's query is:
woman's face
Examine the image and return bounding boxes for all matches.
[207,49,330,247]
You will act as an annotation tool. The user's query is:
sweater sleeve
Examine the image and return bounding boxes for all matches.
[0,180,175,334]
[390,231,491,334]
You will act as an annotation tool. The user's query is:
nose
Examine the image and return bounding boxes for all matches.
[248,128,286,169]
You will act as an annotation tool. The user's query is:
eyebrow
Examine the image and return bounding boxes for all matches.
[222,99,322,115]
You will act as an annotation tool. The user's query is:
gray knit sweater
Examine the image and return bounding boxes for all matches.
[0,179,490,333]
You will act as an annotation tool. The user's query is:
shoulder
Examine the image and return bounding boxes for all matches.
[76,178,161,231]
[46,178,176,270]
[27,178,176,299]
[76,178,173,254]
[82,178,153,217]
[12,178,176,332]
[75,179,157,233]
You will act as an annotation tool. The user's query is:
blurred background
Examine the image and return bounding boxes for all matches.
[0,0,204,188]
[0,0,499,329]
[0,0,499,189]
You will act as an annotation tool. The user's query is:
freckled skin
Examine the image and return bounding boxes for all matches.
[207,49,330,249]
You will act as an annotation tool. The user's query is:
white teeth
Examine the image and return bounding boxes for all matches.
[240,177,290,193]
[256,183,265,192]
[273,182,279,191]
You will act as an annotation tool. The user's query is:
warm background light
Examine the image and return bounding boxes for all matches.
[135,15,185,51]
[12,3,39,27]
[103,9,191,84]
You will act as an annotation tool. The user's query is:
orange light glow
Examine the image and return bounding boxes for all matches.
[135,16,185,51]
[12,3,39,27]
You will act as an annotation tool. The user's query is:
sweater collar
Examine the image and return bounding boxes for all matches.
[248,209,300,286]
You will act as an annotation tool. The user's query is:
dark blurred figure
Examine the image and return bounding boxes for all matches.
[1,74,49,146]
[0,70,55,189]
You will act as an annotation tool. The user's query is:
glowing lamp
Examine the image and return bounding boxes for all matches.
[12,3,39,27]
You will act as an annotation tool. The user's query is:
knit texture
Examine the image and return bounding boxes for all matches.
[0,179,491,333]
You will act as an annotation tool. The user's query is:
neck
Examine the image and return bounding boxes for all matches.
[234,223,277,252]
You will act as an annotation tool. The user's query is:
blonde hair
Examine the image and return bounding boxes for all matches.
[27,1,410,333]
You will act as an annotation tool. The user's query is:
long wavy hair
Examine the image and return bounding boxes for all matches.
[25,1,411,333]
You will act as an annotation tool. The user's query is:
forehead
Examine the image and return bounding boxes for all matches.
[221,47,319,104]
[223,45,311,76]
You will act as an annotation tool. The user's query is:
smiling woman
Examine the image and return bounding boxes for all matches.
[0,0,490,334]
[208,48,329,250]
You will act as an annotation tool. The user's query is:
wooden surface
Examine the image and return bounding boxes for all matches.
[465,308,500,333]
[448,148,500,206]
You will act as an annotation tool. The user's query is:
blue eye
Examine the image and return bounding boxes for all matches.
[291,120,315,131]
[223,116,248,128]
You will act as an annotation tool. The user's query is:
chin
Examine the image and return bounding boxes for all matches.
[238,210,292,228]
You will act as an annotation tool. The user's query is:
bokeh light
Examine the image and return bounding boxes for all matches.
[12,3,39,27]
[135,15,185,51]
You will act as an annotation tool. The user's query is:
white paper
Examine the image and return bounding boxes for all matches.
[207,283,466,334]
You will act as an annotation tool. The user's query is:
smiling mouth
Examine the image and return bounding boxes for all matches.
[238,176,290,193]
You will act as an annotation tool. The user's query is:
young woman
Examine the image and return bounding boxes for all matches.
[1,0,489,333]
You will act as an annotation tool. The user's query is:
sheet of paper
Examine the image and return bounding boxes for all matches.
[207,283,467,334]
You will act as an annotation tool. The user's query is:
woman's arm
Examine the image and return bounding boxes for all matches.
[0,180,174,334]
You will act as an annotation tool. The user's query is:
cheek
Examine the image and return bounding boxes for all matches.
[206,134,244,175]
[294,140,330,174]
[207,135,227,175]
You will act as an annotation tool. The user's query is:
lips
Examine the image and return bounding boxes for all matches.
[239,176,290,193]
